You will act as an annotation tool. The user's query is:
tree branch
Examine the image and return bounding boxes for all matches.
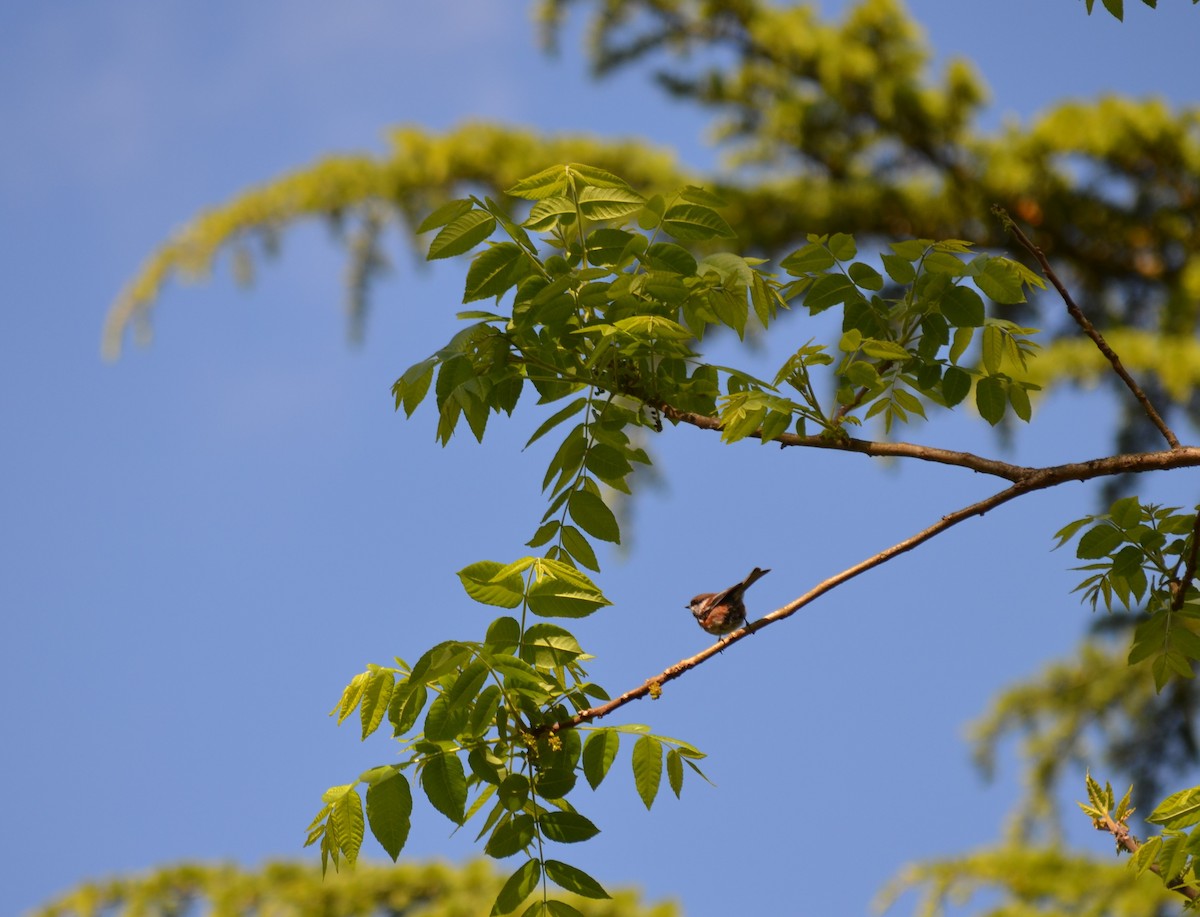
[1092,812,1200,903]
[997,208,1182,450]
[659,404,1033,479]
[547,444,1200,736]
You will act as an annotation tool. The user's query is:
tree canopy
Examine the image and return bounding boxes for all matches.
[101,1,1200,913]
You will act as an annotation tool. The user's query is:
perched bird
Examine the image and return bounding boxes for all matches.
[688,567,770,636]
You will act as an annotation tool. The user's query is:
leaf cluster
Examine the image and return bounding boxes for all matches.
[1056,497,1200,690]
[307,548,709,916]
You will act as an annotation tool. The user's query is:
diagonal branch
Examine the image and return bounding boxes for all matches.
[546,444,1200,736]
[997,208,1182,450]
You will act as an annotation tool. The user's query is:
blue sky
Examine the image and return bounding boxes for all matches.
[3,2,1199,915]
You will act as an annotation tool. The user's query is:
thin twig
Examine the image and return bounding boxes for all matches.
[997,208,1182,450]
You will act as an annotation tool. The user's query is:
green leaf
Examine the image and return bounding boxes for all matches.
[1077,523,1124,560]
[491,858,542,915]
[421,753,467,825]
[568,490,621,544]
[922,251,967,276]
[1130,835,1162,877]
[706,288,749,338]
[544,901,586,917]
[499,773,530,811]
[360,670,395,740]
[780,243,836,275]
[527,576,611,618]
[569,163,632,189]
[365,769,412,861]
[632,735,663,810]
[331,787,365,866]
[610,314,693,342]
[1008,382,1032,422]
[847,261,883,291]
[1110,496,1143,528]
[585,228,635,265]
[666,748,684,798]
[544,860,610,899]
[526,399,587,451]
[828,233,857,260]
[486,814,536,859]
[448,659,491,709]
[428,210,497,261]
[577,185,645,220]
[583,729,620,789]
[804,274,860,313]
[506,166,569,200]
[522,622,584,667]
[468,684,503,738]
[464,244,525,303]
[680,184,727,207]
[1053,517,1092,548]
[527,521,560,549]
[525,196,578,231]
[941,286,985,327]
[417,198,475,234]
[393,358,436,417]
[662,203,735,241]
[981,324,1004,374]
[424,690,470,742]
[641,242,698,276]
[972,256,1026,304]
[881,253,916,284]
[388,684,427,736]
[560,525,600,572]
[975,375,1006,426]
[861,339,911,361]
[585,443,633,485]
[540,811,601,843]
[333,672,367,724]
[949,326,974,365]
[459,560,526,608]
[942,366,971,406]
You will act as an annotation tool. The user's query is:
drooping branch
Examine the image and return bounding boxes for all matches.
[997,208,1182,450]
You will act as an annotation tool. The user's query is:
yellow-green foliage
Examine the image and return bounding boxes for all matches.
[107,0,1200,387]
[30,859,678,917]
[877,845,1177,917]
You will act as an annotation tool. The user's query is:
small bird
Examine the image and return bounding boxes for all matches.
[688,567,770,636]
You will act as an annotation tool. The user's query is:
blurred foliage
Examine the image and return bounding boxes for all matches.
[970,637,1198,841]
[29,859,677,917]
[877,844,1179,917]
[107,0,1200,450]
[105,1,1200,913]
